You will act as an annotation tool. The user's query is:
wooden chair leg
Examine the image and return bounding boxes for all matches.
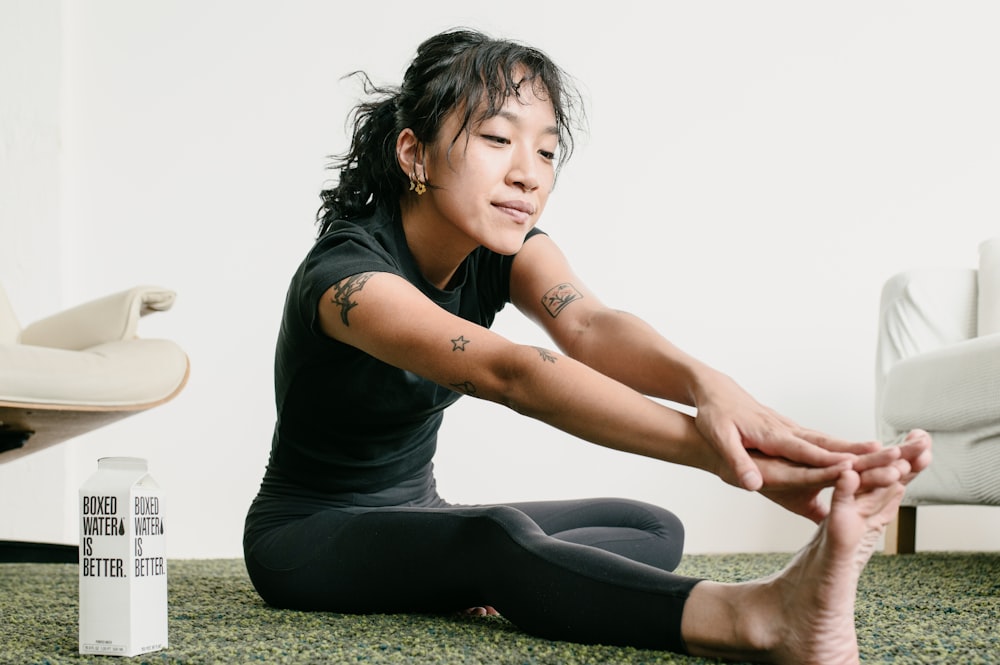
[883,505,917,554]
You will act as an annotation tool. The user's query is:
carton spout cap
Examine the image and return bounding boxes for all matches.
[97,457,148,471]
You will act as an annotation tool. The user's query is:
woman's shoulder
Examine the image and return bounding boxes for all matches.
[310,207,399,263]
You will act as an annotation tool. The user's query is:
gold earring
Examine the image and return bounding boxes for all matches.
[409,176,426,196]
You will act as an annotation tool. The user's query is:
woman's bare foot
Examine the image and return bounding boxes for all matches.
[682,469,911,664]
[892,429,933,483]
[853,428,932,490]
[768,470,904,664]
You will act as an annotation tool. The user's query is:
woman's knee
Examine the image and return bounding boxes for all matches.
[536,497,686,571]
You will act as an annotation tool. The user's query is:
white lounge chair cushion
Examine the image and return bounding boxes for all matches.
[0,285,187,408]
[0,339,189,407]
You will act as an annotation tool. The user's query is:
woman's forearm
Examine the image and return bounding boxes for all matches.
[485,342,720,475]
[555,307,725,406]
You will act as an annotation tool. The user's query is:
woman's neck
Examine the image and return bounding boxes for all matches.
[400,202,477,290]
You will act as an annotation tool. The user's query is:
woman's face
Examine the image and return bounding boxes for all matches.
[420,81,559,256]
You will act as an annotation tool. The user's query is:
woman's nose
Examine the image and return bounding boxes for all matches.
[506,147,540,192]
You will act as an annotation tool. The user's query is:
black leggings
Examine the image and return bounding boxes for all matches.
[243,475,700,652]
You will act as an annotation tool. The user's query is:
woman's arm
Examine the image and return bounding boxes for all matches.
[509,234,878,493]
[317,269,858,513]
[318,270,717,471]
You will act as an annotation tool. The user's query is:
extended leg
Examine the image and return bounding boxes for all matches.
[245,502,699,651]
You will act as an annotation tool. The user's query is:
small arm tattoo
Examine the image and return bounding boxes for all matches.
[330,272,374,326]
[534,347,558,363]
[451,335,471,351]
[450,381,478,396]
[541,283,583,318]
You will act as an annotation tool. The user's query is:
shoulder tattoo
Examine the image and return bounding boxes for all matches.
[330,272,374,326]
[541,283,583,318]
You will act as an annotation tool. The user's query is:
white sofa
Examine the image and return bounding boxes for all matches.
[875,238,1000,553]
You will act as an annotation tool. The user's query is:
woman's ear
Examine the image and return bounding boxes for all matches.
[395,128,424,181]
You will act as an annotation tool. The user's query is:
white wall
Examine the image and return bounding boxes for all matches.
[0,0,74,544]
[2,0,999,558]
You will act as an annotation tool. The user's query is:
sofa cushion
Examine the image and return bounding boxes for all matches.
[882,333,1000,432]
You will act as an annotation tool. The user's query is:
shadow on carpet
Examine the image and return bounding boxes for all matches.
[1,552,997,664]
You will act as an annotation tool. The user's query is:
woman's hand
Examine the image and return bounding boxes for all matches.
[756,430,932,522]
[693,371,879,491]
[751,448,898,522]
[751,451,848,522]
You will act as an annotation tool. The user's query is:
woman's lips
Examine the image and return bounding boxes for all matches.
[494,200,535,224]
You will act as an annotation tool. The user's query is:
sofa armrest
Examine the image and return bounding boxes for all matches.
[876,269,978,370]
[881,332,1000,432]
[875,268,978,417]
[979,237,1000,336]
[18,286,176,351]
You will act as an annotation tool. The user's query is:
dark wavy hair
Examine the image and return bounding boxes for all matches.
[316,28,584,237]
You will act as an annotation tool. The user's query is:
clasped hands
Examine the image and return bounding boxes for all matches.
[693,375,932,523]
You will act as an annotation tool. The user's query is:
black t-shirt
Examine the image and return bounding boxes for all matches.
[267,204,543,494]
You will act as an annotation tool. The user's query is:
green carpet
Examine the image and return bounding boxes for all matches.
[1,553,997,664]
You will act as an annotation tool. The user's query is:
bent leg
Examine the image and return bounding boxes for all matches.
[508,497,685,571]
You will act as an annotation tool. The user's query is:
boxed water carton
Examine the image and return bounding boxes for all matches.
[79,457,167,656]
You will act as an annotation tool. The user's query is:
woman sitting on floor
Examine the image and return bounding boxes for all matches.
[243,28,932,664]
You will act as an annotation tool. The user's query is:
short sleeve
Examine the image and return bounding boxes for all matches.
[296,225,404,338]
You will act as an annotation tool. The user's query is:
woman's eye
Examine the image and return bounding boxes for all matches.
[482,134,510,145]
[539,150,556,161]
